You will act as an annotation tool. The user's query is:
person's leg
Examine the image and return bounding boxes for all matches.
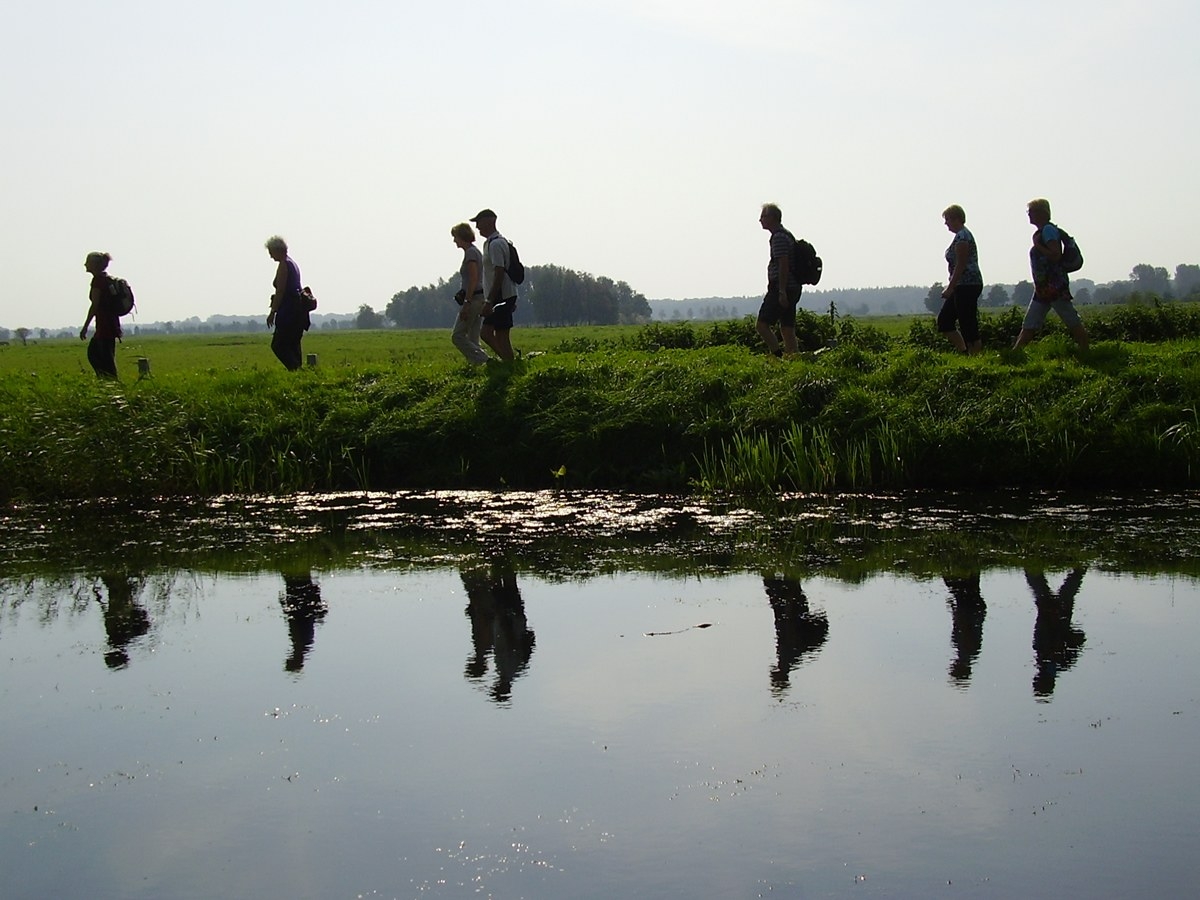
[466,305,487,360]
[88,337,118,378]
[482,306,516,361]
[1053,300,1089,351]
[756,318,781,356]
[1013,300,1048,350]
[778,286,802,356]
[492,328,515,361]
[958,285,982,354]
[480,324,500,357]
[937,294,966,352]
[757,290,783,355]
[452,299,488,364]
[272,326,303,370]
[781,325,798,355]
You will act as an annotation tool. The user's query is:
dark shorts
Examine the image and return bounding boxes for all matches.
[937,283,983,342]
[757,282,802,327]
[483,298,516,331]
[87,336,118,378]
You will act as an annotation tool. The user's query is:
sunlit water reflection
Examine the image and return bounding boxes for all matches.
[1,491,1197,898]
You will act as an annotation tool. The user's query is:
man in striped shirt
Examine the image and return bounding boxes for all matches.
[756,203,803,357]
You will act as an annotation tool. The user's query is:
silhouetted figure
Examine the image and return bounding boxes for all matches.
[79,251,123,378]
[95,573,150,669]
[265,235,311,371]
[763,574,828,696]
[462,559,535,704]
[280,572,327,673]
[1026,568,1087,699]
[944,572,986,685]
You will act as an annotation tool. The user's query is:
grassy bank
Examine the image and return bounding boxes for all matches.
[3,314,1200,500]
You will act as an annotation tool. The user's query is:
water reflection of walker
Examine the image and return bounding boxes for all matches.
[94,573,150,669]
[280,572,327,674]
[763,573,829,696]
[462,560,535,704]
[943,567,1088,697]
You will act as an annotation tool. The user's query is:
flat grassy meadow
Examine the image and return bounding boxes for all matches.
[3,308,1200,501]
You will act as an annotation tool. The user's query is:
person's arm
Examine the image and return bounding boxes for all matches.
[80,283,98,340]
[777,254,792,306]
[942,240,970,299]
[1032,228,1063,263]
[459,258,480,320]
[485,239,505,305]
[267,260,287,326]
[463,258,480,297]
[80,302,96,340]
[270,261,288,309]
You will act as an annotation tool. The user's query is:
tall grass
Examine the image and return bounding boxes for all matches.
[5,324,1200,501]
[694,422,908,494]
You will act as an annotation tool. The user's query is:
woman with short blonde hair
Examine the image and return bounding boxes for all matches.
[1013,199,1088,350]
[1027,198,1051,220]
[450,222,489,364]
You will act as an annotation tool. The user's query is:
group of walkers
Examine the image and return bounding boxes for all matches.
[78,199,1088,378]
[78,209,522,377]
[756,197,1089,357]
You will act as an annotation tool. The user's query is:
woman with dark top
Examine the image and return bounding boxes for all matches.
[79,251,121,378]
[937,205,984,354]
[265,235,309,370]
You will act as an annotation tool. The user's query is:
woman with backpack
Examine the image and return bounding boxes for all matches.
[1012,199,1088,351]
[265,235,310,370]
[79,251,121,378]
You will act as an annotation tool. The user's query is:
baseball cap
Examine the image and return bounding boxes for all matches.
[470,209,497,222]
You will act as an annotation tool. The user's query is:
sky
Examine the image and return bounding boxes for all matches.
[2,0,1197,330]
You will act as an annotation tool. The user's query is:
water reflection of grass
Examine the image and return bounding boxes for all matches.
[3,325,1200,500]
[4,492,1200,586]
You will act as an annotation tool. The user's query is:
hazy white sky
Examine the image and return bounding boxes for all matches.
[2,0,1196,329]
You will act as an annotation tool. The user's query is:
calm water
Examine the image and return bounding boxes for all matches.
[2,491,1198,899]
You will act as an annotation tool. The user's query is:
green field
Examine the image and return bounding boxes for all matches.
[0,325,636,378]
[4,310,1200,501]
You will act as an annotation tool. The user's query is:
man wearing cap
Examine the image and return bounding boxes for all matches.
[470,208,518,361]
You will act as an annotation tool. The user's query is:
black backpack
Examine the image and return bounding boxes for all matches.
[503,238,526,285]
[106,276,136,316]
[786,231,823,285]
[1057,226,1084,273]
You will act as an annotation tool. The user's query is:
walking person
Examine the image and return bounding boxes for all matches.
[471,209,518,361]
[756,203,803,357]
[1012,199,1088,351]
[450,222,489,364]
[937,205,984,354]
[79,251,121,378]
[264,235,310,370]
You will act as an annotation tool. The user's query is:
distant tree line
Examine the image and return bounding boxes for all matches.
[6,261,1199,339]
[385,264,652,328]
[922,263,1200,313]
